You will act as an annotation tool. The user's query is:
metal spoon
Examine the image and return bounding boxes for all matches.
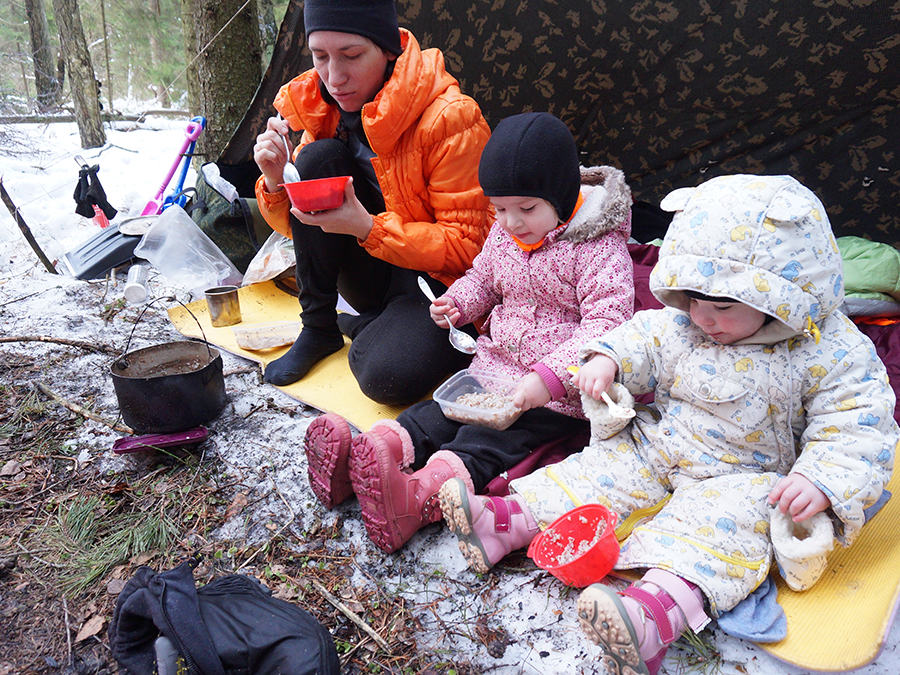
[566,365,635,419]
[276,114,301,183]
[417,276,477,354]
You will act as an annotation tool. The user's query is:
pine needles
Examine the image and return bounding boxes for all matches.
[52,495,175,595]
[669,625,723,674]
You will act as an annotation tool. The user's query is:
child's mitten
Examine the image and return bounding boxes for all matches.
[581,382,635,440]
[770,507,834,591]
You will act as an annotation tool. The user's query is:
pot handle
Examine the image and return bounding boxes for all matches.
[117,295,214,365]
[201,351,224,385]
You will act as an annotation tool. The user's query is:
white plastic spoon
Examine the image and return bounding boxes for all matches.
[566,365,635,419]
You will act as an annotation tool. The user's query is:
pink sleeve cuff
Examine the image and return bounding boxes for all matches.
[531,363,567,401]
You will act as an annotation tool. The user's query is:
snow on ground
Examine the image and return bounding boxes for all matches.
[1,115,898,674]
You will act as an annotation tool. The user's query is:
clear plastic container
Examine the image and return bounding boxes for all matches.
[433,369,523,430]
[232,321,301,350]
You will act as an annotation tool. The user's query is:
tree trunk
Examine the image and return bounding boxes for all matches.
[181,0,262,166]
[257,0,277,64]
[51,0,105,148]
[148,0,171,108]
[24,0,60,109]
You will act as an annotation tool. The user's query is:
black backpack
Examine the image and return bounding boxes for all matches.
[109,555,340,675]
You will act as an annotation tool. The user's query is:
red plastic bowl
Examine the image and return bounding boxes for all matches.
[527,503,620,587]
[280,176,350,212]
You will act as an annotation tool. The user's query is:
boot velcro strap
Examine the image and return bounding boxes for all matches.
[642,568,711,632]
[485,496,522,533]
[622,586,677,644]
[421,493,441,522]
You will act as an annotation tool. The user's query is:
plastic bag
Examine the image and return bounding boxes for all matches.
[200,162,239,203]
[134,205,242,296]
[188,162,268,274]
[242,230,296,286]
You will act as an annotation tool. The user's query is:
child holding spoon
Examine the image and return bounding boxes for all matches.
[304,112,635,553]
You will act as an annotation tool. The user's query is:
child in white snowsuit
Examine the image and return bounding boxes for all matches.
[302,112,635,553]
[439,174,899,675]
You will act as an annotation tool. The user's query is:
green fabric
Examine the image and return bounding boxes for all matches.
[837,237,900,301]
[190,164,273,273]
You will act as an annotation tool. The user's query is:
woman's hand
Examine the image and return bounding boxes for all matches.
[572,355,618,400]
[513,371,551,411]
[429,295,460,329]
[291,177,375,241]
[253,116,292,193]
[768,473,830,522]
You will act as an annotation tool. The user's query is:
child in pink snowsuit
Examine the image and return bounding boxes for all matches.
[302,112,635,553]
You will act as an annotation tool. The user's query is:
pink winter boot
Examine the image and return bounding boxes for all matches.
[438,478,540,573]
[349,428,472,553]
[577,568,710,675]
[304,415,413,509]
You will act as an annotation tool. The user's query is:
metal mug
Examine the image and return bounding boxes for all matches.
[205,285,242,327]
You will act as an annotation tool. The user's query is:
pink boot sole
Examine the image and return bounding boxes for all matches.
[348,432,405,553]
[304,414,353,509]
[577,584,651,675]
[438,478,493,574]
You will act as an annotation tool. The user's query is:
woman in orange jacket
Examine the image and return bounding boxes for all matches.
[253,0,492,404]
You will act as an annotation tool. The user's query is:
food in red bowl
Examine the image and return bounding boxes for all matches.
[527,503,620,587]
[280,176,350,212]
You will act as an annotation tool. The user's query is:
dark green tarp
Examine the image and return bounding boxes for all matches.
[219,0,900,245]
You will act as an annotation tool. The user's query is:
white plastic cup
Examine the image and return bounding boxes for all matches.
[124,264,150,304]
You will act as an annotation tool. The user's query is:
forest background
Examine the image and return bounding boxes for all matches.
[0,0,288,161]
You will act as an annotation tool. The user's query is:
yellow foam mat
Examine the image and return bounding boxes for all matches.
[166,281,406,431]
[759,468,900,671]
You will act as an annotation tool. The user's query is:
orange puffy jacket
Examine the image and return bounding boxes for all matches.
[255,29,492,288]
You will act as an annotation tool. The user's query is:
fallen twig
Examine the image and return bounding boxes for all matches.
[310,578,391,653]
[223,365,259,377]
[16,543,65,568]
[35,382,134,434]
[0,177,58,274]
[0,289,48,308]
[0,335,118,354]
[62,596,73,667]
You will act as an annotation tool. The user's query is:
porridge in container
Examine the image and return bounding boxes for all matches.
[433,369,523,430]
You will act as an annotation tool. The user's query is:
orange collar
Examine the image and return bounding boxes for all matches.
[512,192,585,251]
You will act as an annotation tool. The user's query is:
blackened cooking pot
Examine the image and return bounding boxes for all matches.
[110,341,227,434]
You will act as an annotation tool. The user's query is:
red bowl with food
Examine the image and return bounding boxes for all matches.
[280,176,350,212]
[527,503,620,587]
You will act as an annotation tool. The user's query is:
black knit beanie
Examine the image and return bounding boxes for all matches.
[304,0,403,56]
[478,112,581,222]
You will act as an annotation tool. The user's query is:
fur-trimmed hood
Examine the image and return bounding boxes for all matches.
[558,166,633,244]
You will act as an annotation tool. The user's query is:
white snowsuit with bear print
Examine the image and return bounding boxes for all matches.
[509,174,899,616]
